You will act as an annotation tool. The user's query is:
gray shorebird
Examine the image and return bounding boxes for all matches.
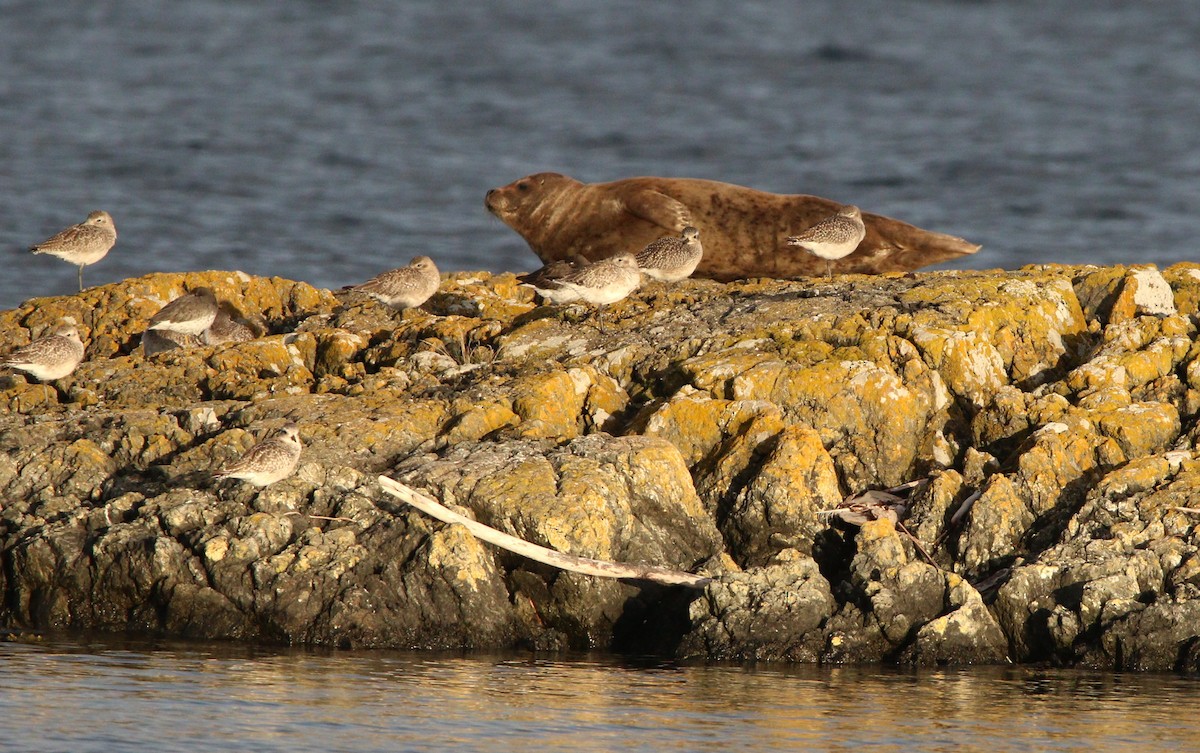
[545,254,642,306]
[202,302,257,346]
[786,205,866,280]
[147,287,219,336]
[516,255,588,303]
[29,210,117,292]
[212,422,303,487]
[635,226,703,283]
[352,255,441,309]
[1,324,86,381]
[141,328,201,356]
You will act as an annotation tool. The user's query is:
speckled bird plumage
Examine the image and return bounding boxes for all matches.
[546,254,642,305]
[1,325,85,381]
[213,423,302,487]
[635,226,703,282]
[29,210,117,291]
[353,255,441,309]
[517,255,588,302]
[786,205,866,279]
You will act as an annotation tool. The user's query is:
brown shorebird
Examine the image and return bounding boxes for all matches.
[635,226,703,283]
[351,255,441,309]
[29,211,117,292]
[544,254,642,306]
[201,302,257,346]
[786,205,866,280]
[516,255,588,302]
[212,423,303,487]
[1,324,86,381]
[141,328,201,357]
[147,287,219,336]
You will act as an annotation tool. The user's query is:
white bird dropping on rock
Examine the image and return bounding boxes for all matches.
[635,226,703,282]
[147,287,220,335]
[545,254,642,305]
[0,324,86,381]
[352,255,441,309]
[212,422,303,487]
[29,210,118,292]
[786,205,866,280]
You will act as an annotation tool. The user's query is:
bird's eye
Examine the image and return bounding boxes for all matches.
[517,182,530,192]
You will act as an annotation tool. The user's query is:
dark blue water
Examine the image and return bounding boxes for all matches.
[2,636,1198,753]
[2,1,1199,310]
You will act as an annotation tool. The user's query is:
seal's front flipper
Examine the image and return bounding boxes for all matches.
[622,190,694,233]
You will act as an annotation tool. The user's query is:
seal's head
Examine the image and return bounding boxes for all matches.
[485,172,578,220]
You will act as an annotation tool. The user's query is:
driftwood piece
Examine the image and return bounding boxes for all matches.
[377,475,713,588]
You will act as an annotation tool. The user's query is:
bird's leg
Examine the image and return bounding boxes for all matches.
[77,265,85,292]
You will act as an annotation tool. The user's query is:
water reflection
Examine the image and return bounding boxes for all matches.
[1,636,1197,752]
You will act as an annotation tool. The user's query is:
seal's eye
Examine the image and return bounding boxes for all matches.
[516,182,530,192]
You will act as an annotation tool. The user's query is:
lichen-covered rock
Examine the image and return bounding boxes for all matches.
[4,264,1200,668]
[680,549,835,662]
[391,434,722,649]
[823,519,1008,665]
[993,451,1200,670]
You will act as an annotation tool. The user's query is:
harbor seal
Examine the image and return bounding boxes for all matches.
[485,173,980,280]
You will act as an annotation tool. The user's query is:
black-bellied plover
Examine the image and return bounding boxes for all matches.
[212,422,303,487]
[29,210,118,292]
[635,226,703,283]
[147,287,219,335]
[786,205,866,280]
[141,328,201,357]
[545,254,641,305]
[202,302,257,346]
[352,256,441,309]
[516,255,588,303]
[1,324,86,381]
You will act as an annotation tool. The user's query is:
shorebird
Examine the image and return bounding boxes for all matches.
[516,255,588,303]
[635,226,703,283]
[29,210,117,292]
[351,255,441,309]
[543,254,642,306]
[786,205,866,280]
[147,287,219,336]
[1,324,86,381]
[201,302,257,346]
[212,423,303,487]
[141,328,201,356]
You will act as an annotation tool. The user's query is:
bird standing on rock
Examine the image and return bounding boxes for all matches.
[516,255,588,303]
[786,205,866,281]
[351,255,441,310]
[635,226,703,283]
[29,210,117,292]
[543,254,642,306]
[147,287,220,336]
[0,324,86,381]
[212,423,303,487]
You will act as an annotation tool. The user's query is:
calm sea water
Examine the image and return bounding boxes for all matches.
[1,635,1198,753]
[2,1,1199,311]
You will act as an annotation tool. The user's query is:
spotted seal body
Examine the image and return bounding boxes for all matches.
[486,173,980,280]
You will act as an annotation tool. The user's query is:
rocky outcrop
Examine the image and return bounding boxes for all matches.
[3,264,1200,669]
